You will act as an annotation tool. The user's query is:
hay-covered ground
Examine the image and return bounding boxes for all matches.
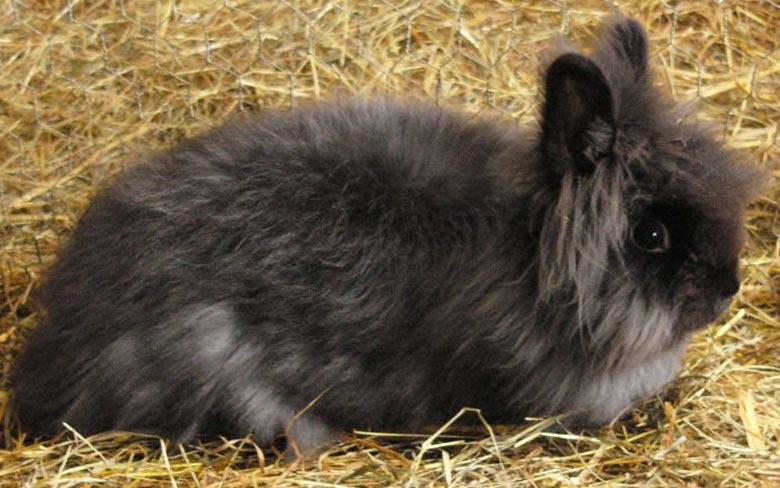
[1,0,778,486]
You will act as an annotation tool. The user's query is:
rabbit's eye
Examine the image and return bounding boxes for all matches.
[632,219,670,253]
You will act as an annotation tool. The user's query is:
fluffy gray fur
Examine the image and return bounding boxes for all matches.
[12,16,761,452]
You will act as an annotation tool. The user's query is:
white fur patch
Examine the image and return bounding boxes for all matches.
[572,340,686,425]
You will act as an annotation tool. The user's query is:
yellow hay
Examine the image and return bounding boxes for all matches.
[1,1,778,486]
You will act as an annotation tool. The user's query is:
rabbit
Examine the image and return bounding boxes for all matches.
[12,15,762,453]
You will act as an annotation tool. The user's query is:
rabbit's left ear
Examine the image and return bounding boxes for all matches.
[541,53,615,175]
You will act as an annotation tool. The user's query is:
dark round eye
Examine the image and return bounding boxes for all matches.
[632,219,670,253]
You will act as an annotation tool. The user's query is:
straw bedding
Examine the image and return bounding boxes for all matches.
[1,0,778,486]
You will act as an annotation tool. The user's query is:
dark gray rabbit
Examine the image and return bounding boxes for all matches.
[13,16,761,451]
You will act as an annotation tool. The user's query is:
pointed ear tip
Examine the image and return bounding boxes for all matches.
[547,53,601,76]
[545,53,610,95]
[600,15,650,74]
[611,16,649,43]
[626,17,649,38]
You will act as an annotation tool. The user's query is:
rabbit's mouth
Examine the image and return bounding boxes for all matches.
[676,295,734,334]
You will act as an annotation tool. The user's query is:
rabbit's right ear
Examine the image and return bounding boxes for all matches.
[541,53,615,176]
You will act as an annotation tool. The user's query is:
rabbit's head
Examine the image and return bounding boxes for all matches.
[531,17,762,367]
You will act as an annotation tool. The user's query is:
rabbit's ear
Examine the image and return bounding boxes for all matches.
[598,16,649,80]
[541,53,615,175]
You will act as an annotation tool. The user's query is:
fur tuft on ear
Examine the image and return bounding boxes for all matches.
[541,53,615,175]
[594,16,650,81]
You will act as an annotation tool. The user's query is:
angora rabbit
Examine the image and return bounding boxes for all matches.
[13,16,761,451]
